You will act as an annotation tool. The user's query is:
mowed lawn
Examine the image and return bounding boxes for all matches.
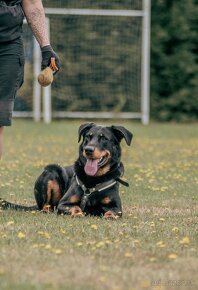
[0,120,197,290]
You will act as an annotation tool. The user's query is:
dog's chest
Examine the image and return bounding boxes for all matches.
[77,180,117,215]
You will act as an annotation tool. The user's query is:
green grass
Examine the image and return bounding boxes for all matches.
[0,120,197,290]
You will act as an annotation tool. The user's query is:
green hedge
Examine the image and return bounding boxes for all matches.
[151,0,198,121]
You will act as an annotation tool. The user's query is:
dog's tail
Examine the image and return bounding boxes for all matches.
[0,199,38,211]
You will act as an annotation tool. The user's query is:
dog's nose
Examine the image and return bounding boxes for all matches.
[84,146,95,156]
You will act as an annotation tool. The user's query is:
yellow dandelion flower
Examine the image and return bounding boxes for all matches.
[179,237,190,245]
[17,232,26,239]
[124,252,133,258]
[156,241,166,248]
[37,231,44,235]
[7,221,15,226]
[172,227,179,233]
[37,231,50,239]
[160,186,168,192]
[52,249,62,254]
[153,286,164,290]
[90,224,98,230]
[76,242,83,247]
[86,241,96,246]
[114,239,120,243]
[39,243,46,248]
[148,179,155,184]
[45,244,52,249]
[134,239,140,246]
[105,240,111,245]
[44,232,50,239]
[96,241,104,248]
[168,253,178,260]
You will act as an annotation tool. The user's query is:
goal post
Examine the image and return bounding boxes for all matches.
[141,0,150,125]
[14,0,151,124]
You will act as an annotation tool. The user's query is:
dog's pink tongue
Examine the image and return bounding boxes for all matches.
[84,159,98,176]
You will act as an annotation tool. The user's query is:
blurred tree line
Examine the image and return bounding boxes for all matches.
[40,0,198,121]
[151,0,198,121]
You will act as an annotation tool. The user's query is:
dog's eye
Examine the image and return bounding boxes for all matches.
[88,133,93,139]
[85,133,93,141]
[99,134,108,141]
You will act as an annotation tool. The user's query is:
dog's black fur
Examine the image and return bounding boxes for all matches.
[0,123,133,218]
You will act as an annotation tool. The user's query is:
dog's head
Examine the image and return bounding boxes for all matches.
[78,123,133,176]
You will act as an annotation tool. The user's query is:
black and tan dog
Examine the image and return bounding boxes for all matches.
[1,123,133,219]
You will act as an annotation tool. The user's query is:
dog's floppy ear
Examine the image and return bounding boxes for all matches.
[111,125,133,146]
[78,123,96,142]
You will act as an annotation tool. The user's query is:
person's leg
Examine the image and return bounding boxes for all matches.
[0,126,3,158]
[0,39,24,159]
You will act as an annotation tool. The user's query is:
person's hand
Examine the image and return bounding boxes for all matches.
[41,45,60,73]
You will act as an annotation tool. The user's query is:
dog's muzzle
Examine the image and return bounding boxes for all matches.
[83,146,111,176]
[84,146,95,157]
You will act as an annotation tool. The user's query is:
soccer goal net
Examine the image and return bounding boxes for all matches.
[14,0,150,124]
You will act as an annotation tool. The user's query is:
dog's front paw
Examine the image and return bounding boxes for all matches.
[104,211,121,220]
[41,204,53,213]
[69,206,84,218]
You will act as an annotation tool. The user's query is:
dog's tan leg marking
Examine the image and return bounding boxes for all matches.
[68,195,80,204]
[104,211,120,220]
[101,197,111,205]
[42,180,61,212]
[41,180,52,212]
